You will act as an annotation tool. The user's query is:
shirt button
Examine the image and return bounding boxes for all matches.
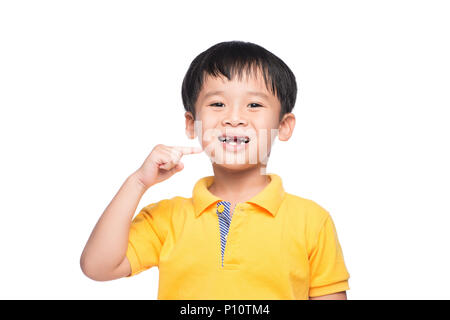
[217,204,225,213]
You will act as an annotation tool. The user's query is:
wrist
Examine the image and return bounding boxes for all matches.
[129,171,151,193]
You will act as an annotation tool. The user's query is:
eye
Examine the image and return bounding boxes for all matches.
[248,103,262,108]
[209,102,224,107]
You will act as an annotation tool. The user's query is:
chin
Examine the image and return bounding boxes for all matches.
[213,162,255,171]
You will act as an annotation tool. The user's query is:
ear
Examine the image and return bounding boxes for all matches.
[185,111,196,139]
[278,113,296,141]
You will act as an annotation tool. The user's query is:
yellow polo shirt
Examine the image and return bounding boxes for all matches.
[125,173,350,299]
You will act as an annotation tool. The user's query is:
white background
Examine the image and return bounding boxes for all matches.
[1,0,449,299]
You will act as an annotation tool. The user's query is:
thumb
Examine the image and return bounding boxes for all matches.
[167,162,184,174]
[175,161,184,171]
[163,162,183,179]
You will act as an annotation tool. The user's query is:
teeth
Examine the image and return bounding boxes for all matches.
[218,136,250,143]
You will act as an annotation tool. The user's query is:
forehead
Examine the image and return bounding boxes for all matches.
[199,67,276,99]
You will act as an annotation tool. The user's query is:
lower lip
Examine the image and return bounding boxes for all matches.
[220,140,248,152]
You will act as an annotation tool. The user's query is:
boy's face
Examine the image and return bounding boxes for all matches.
[185,68,295,171]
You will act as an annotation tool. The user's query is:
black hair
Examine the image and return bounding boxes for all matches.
[181,40,297,122]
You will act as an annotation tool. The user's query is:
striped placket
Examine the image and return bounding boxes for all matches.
[216,201,234,267]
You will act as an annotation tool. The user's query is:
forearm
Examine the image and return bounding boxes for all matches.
[80,171,148,278]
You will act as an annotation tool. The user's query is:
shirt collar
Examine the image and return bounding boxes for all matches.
[192,173,286,218]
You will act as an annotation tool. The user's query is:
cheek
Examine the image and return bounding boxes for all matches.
[195,120,220,149]
[253,119,279,144]
[253,130,274,156]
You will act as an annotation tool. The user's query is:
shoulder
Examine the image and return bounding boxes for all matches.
[139,196,193,222]
[141,196,187,214]
[283,192,330,222]
[282,193,331,238]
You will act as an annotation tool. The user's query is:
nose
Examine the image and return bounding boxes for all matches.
[222,109,248,127]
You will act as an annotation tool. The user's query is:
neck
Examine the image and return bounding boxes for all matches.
[208,163,271,203]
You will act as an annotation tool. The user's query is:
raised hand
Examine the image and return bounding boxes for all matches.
[134,144,203,189]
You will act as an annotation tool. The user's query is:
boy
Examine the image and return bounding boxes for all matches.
[80,41,350,300]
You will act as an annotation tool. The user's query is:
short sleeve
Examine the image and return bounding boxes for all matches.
[125,200,171,277]
[308,214,350,297]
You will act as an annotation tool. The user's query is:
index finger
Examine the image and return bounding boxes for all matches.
[172,146,203,155]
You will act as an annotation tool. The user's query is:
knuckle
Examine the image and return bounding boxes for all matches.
[169,149,181,159]
[156,144,167,150]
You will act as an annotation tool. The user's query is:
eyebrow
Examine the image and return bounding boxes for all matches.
[203,90,270,100]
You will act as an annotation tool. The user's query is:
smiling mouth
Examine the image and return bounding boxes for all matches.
[218,135,250,145]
